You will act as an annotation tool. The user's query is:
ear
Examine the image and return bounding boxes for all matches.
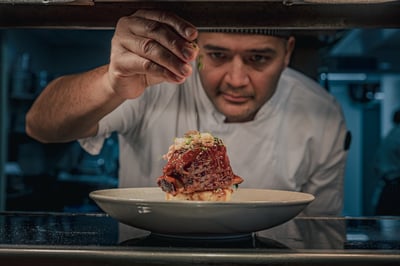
[284,36,296,67]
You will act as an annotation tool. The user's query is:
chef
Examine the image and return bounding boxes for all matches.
[26,10,350,216]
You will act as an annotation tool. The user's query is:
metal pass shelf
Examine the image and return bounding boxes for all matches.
[0,212,400,265]
[0,1,400,29]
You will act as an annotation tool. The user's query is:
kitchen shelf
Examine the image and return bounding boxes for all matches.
[0,1,400,29]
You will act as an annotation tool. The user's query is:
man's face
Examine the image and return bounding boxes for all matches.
[197,33,295,123]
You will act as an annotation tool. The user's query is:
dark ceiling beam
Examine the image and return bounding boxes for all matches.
[1,1,400,29]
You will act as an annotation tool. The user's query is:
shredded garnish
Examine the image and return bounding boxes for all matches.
[163,130,223,160]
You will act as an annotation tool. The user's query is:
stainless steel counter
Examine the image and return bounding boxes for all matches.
[0,212,399,265]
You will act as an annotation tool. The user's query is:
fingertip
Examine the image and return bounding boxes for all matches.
[184,27,198,40]
[171,75,186,84]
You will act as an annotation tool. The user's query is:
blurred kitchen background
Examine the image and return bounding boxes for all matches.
[0,28,399,215]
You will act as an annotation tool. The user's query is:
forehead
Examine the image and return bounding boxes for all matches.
[197,32,285,51]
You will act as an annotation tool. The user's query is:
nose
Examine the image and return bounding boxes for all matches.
[224,56,250,88]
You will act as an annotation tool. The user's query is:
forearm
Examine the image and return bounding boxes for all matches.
[26,65,125,143]
[26,10,198,143]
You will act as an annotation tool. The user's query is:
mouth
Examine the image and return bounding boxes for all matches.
[220,92,252,104]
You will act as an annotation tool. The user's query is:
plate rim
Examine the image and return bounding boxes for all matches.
[89,187,315,206]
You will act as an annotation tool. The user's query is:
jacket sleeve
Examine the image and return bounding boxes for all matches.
[78,97,144,155]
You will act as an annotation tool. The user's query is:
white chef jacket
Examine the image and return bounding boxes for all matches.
[80,67,349,216]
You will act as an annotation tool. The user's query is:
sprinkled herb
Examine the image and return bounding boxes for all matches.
[197,55,204,70]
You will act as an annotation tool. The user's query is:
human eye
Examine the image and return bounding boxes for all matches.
[249,54,269,64]
[243,53,273,69]
[208,52,228,62]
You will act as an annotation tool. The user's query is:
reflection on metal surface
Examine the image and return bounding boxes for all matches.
[284,0,398,4]
[0,0,92,4]
[304,0,398,3]
[0,0,72,3]
[120,231,290,249]
[1,213,400,265]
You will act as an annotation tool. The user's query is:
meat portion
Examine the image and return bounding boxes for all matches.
[157,131,243,197]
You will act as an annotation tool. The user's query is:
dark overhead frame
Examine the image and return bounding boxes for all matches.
[0,1,400,29]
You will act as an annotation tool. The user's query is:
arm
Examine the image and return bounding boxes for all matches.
[26,10,199,143]
[26,66,122,143]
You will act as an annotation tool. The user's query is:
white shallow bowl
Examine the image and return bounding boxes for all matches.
[90,187,314,236]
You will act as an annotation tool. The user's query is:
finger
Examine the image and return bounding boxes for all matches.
[118,15,198,63]
[133,9,198,41]
[116,33,194,80]
[111,49,191,85]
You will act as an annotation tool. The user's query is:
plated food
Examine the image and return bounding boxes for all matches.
[89,187,315,236]
[157,130,243,201]
[90,132,314,236]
